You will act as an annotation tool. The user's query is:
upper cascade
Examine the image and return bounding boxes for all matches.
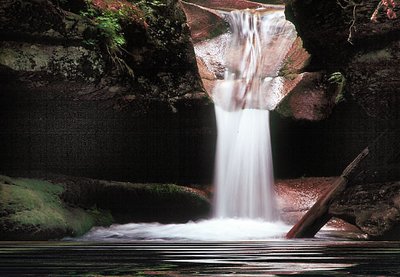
[212,8,297,111]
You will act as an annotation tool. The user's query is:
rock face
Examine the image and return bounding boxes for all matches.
[181,1,228,42]
[285,0,400,120]
[183,0,346,120]
[0,0,204,105]
[285,0,400,238]
[0,174,210,240]
[0,0,215,183]
[331,182,400,239]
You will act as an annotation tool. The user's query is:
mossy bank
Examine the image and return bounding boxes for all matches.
[0,175,210,240]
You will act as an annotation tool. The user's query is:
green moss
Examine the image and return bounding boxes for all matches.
[0,175,112,239]
[278,57,297,80]
[0,175,210,240]
[65,207,113,236]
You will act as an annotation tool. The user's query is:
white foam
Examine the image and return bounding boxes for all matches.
[78,218,290,241]
[214,107,277,220]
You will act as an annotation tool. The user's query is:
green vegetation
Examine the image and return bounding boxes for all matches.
[328,72,346,104]
[81,6,126,51]
[80,1,135,77]
[278,57,297,80]
[95,11,126,50]
[0,175,112,239]
[0,175,210,240]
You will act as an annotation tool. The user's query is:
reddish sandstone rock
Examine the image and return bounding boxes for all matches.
[181,1,227,42]
[184,0,265,10]
[277,72,333,121]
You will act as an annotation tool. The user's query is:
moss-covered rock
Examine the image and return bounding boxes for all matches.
[0,174,211,240]
[0,42,105,81]
[0,175,112,240]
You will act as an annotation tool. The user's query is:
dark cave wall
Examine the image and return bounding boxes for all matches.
[0,75,216,184]
[285,0,400,120]
[0,75,387,183]
[271,101,388,178]
[0,0,213,184]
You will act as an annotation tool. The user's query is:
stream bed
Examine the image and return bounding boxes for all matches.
[2,238,400,276]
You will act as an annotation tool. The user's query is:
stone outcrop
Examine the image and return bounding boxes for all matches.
[331,182,400,239]
[0,0,215,182]
[0,0,204,107]
[285,0,400,120]
[183,0,345,120]
[181,1,228,42]
[285,0,400,238]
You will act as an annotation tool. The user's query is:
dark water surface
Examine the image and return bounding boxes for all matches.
[1,240,400,276]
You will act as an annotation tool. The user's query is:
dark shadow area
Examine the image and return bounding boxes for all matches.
[0,66,390,182]
[0,70,216,184]
[271,100,388,178]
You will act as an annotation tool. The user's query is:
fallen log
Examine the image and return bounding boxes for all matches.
[286,148,369,238]
[286,129,400,238]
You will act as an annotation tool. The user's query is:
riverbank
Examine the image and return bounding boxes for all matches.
[1,173,363,240]
[0,174,210,240]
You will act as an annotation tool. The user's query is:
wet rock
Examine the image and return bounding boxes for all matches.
[275,177,360,232]
[184,0,280,11]
[331,182,400,239]
[181,1,228,42]
[186,3,317,113]
[346,42,400,119]
[276,72,340,121]
[284,0,400,239]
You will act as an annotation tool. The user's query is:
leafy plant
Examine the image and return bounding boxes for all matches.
[328,72,346,104]
[80,1,134,77]
[96,11,126,50]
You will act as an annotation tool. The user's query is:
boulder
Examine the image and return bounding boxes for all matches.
[0,174,211,240]
[331,182,400,239]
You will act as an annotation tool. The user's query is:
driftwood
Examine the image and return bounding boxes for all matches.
[286,148,369,238]
[286,129,400,239]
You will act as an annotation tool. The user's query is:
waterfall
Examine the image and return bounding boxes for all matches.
[213,9,297,220]
[78,7,297,242]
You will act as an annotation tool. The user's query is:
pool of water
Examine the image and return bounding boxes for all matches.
[2,239,400,276]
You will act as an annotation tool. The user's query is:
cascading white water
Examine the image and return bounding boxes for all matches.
[213,9,297,220]
[78,7,297,242]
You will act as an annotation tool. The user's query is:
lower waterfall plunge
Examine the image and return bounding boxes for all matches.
[214,107,276,220]
[78,8,297,241]
[213,9,296,220]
